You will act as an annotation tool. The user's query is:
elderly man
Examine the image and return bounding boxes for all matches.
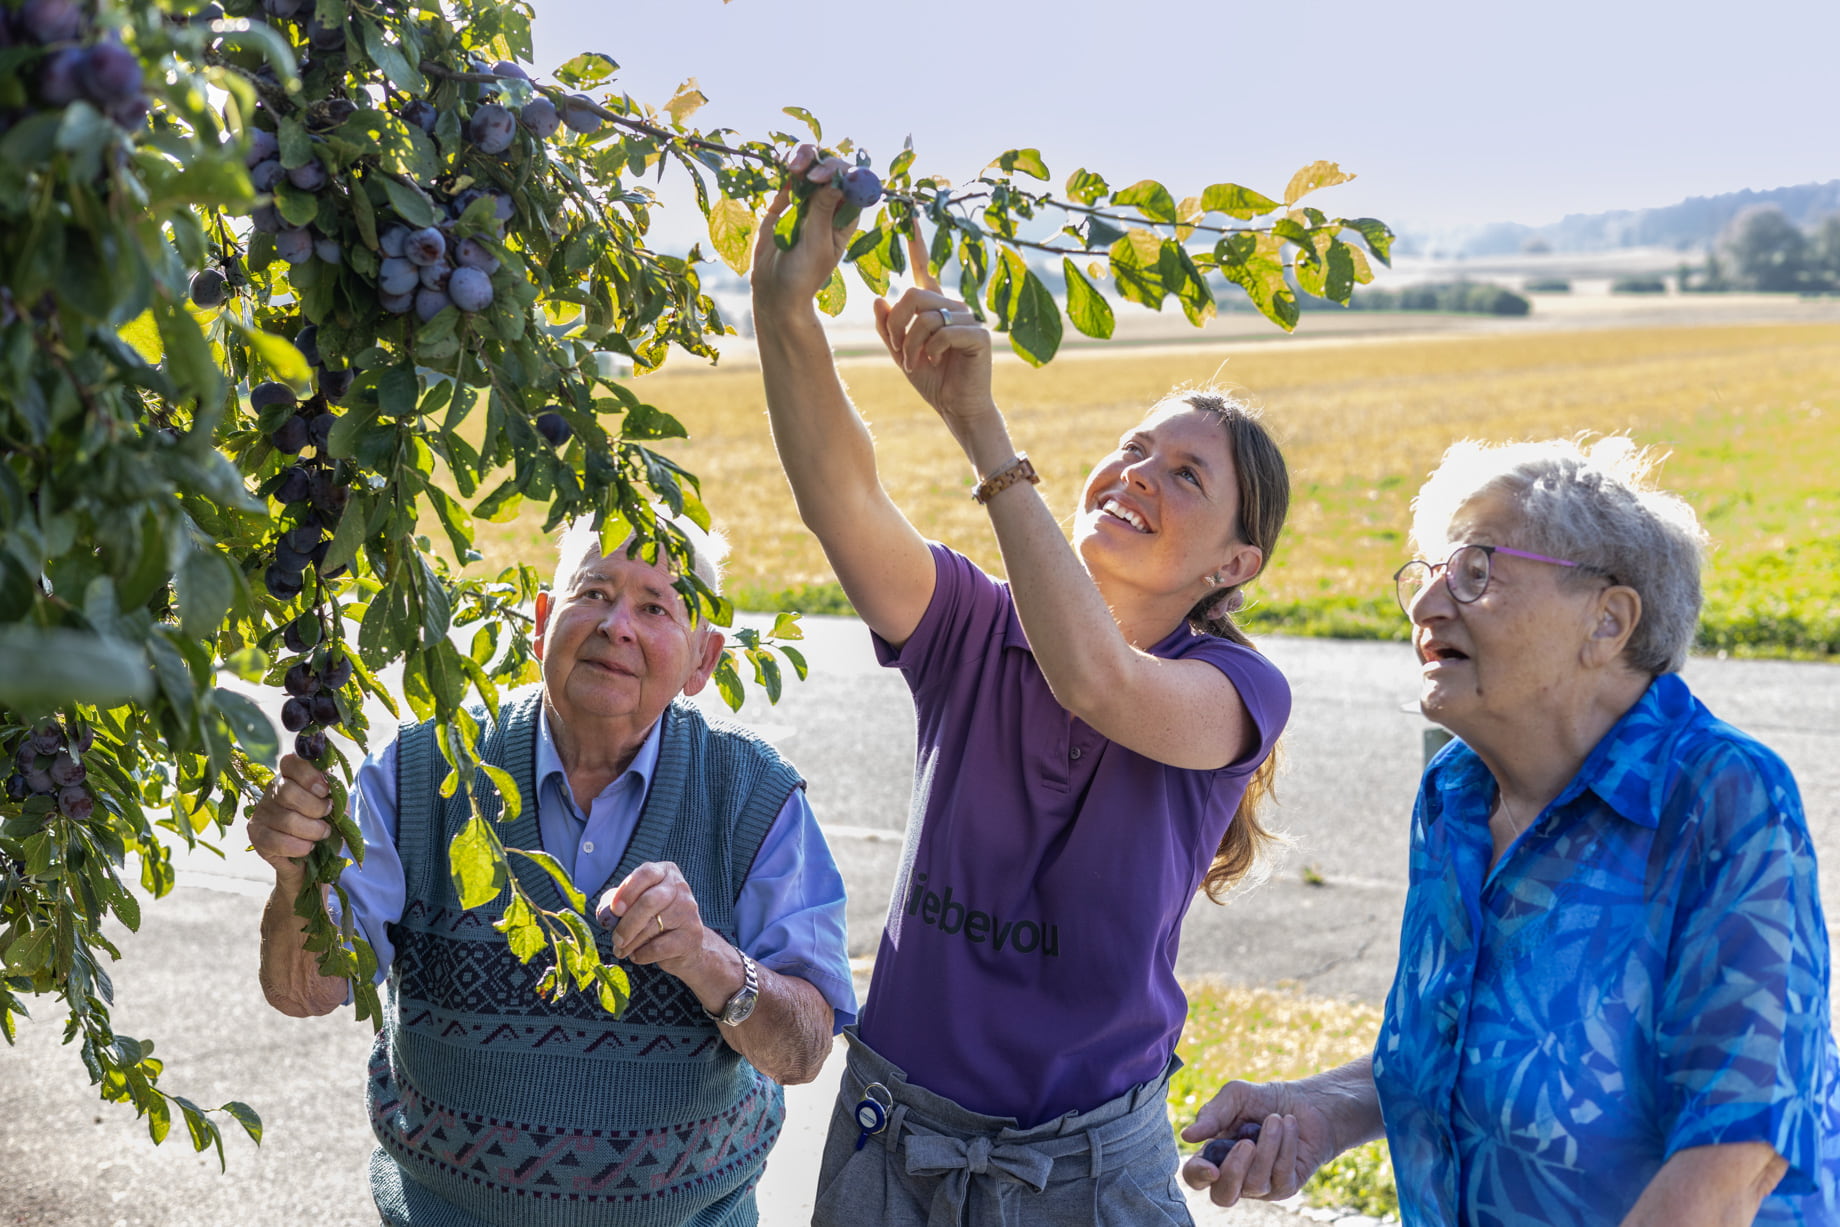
[249,518,855,1227]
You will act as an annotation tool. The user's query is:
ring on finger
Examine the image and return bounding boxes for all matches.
[655,915,666,935]
[936,307,952,327]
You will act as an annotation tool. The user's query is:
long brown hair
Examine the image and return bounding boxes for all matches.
[1174,389,1290,902]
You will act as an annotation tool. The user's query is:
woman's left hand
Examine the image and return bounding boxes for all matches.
[873,229,999,450]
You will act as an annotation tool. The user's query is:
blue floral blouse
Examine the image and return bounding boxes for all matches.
[1373,672,1840,1223]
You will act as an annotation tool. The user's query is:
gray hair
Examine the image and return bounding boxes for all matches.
[1409,436,1708,675]
[552,512,729,601]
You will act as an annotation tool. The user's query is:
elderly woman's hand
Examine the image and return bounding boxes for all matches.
[1180,1072,1362,1206]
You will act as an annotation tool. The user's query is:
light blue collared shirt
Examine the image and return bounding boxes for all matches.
[331,706,857,1029]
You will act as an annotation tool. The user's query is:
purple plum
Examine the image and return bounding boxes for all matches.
[448,266,493,312]
[190,268,227,308]
[377,256,418,295]
[561,94,602,134]
[251,381,297,411]
[520,96,560,139]
[286,157,328,191]
[417,258,452,291]
[413,287,451,321]
[468,102,515,154]
[245,129,279,166]
[78,42,142,108]
[281,696,311,732]
[453,237,499,273]
[402,226,445,266]
[275,227,315,265]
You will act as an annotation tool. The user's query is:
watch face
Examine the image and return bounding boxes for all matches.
[723,985,757,1025]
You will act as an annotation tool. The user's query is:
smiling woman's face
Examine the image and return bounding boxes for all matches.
[1074,404,1253,602]
[1407,491,1607,739]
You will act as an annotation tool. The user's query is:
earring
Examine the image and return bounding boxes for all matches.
[1203,573,1220,587]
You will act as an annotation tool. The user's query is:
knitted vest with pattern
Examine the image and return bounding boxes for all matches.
[366,688,799,1227]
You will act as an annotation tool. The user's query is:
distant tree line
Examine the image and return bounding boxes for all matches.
[1329,281,1531,316]
[1684,206,1840,293]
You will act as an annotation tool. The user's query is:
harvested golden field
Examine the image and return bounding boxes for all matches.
[469,321,1840,653]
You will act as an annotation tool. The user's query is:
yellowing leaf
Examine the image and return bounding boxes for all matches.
[708,196,757,276]
[1283,160,1354,206]
[120,311,164,363]
[664,79,707,127]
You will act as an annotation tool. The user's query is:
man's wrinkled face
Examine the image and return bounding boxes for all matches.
[535,540,722,733]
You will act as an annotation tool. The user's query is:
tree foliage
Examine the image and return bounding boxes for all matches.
[0,0,1389,1162]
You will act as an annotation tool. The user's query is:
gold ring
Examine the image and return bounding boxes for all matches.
[656,915,666,935]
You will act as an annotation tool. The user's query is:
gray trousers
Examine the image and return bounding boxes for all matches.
[809,1029,1192,1227]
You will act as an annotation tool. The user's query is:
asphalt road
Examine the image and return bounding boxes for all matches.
[3,623,1835,1227]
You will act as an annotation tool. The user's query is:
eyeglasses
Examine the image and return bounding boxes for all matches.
[1393,544,1607,615]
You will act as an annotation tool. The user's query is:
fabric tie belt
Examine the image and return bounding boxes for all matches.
[904,1130,1056,1225]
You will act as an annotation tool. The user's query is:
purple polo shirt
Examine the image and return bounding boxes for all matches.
[857,545,1290,1127]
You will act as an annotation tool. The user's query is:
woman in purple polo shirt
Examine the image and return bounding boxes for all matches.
[749,147,1295,1224]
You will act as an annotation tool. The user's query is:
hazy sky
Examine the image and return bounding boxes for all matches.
[526,0,1838,245]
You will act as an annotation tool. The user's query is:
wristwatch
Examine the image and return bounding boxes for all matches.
[707,949,759,1027]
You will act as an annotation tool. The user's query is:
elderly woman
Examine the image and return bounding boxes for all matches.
[1181,436,1840,1223]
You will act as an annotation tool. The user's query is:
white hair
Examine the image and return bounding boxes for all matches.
[552,511,729,601]
[1410,435,1708,675]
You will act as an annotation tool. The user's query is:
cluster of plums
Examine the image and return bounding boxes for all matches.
[261,380,350,599]
[0,0,149,132]
[6,718,96,821]
[278,631,351,762]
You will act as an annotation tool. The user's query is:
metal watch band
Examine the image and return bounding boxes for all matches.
[971,454,1039,505]
[707,949,758,1027]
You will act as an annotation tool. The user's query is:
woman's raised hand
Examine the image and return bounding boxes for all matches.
[750,145,859,313]
[873,228,998,446]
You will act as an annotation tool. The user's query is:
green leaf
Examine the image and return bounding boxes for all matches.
[708,196,756,276]
[712,654,743,712]
[0,628,151,715]
[212,687,279,768]
[992,149,1050,181]
[1215,231,1298,332]
[768,611,803,640]
[2,927,55,975]
[493,893,545,962]
[1006,263,1063,367]
[360,20,425,94]
[1343,217,1394,266]
[479,762,523,823]
[815,267,846,317]
[145,1094,171,1145]
[377,363,419,417]
[449,817,507,909]
[153,295,225,408]
[508,848,587,913]
[380,175,437,228]
[1283,160,1354,206]
[1062,257,1115,340]
[595,964,631,1016]
[1112,180,1177,225]
[1064,167,1109,206]
[1200,182,1281,220]
[176,549,236,639]
[225,320,312,388]
[781,106,822,141]
[222,1101,263,1145]
[1107,230,1168,311]
[554,52,618,89]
